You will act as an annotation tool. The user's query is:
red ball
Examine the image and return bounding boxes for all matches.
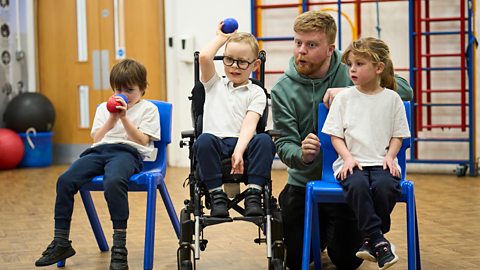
[0,128,25,170]
[106,94,128,113]
[107,97,122,113]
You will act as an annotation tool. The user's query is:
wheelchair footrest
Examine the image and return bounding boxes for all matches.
[201,216,233,227]
[233,216,265,226]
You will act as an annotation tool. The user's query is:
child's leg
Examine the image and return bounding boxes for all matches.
[244,133,275,216]
[193,133,232,217]
[364,167,401,269]
[102,145,142,270]
[370,167,402,234]
[102,145,142,230]
[340,167,382,262]
[193,133,225,190]
[244,133,275,186]
[340,167,383,238]
[36,148,106,267]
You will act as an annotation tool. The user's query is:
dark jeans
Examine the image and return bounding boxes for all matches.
[340,166,402,236]
[193,133,275,190]
[54,144,143,230]
[279,184,363,270]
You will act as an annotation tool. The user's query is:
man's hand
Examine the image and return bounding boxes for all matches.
[301,133,321,164]
[323,87,344,109]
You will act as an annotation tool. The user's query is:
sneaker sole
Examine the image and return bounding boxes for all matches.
[356,250,376,262]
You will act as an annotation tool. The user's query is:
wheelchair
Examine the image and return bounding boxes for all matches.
[177,51,285,270]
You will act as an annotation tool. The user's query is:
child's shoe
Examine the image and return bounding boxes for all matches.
[210,190,229,217]
[375,241,398,270]
[110,246,128,270]
[356,238,376,262]
[244,188,263,216]
[35,240,76,266]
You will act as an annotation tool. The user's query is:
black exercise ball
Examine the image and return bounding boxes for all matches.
[3,92,55,132]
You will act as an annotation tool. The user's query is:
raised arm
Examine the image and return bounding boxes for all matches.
[199,22,233,83]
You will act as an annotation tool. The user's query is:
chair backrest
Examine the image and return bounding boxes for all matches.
[317,101,411,181]
[143,100,172,172]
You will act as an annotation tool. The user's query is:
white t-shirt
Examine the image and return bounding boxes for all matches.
[202,73,266,138]
[91,99,161,159]
[321,87,410,177]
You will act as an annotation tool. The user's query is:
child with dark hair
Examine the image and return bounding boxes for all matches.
[35,59,160,270]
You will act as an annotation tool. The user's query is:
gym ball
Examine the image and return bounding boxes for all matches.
[0,128,24,170]
[222,18,238,34]
[3,92,56,132]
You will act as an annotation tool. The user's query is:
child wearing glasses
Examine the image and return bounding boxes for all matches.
[194,22,275,217]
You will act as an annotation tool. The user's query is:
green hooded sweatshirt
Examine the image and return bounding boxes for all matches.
[271,49,413,187]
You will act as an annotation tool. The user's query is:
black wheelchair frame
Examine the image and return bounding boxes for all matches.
[177,50,285,270]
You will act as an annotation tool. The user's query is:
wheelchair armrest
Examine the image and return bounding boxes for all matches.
[181,130,195,139]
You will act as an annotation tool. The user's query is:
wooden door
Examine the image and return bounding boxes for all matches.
[37,0,166,145]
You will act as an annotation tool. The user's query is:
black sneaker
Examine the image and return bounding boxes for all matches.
[356,238,376,262]
[210,190,229,217]
[244,188,263,216]
[110,246,129,270]
[375,241,398,270]
[35,240,76,267]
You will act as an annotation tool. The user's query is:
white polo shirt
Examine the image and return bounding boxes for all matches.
[202,73,266,138]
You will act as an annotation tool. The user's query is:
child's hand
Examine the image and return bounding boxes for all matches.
[337,157,362,181]
[112,95,127,118]
[383,156,400,177]
[217,21,235,37]
[231,152,244,175]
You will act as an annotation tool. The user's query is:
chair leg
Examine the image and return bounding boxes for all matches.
[405,182,421,270]
[302,184,314,270]
[415,207,422,270]
[143,176,157,270]
[80,190,109,251]
[311,202,322,270]
[158,179,181,238]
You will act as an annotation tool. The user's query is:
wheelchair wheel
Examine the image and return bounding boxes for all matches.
[180,260,193,270]
[268,258,284,270]
[177,208,194,270]
[269,208,285,269]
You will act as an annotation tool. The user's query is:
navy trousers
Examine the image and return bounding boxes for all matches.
[54,144,143,230]
[339,166,402,236]
[193,133,275,190]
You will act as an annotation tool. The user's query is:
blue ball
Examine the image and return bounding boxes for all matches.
[222,18,238,34]
[116,93,129,104]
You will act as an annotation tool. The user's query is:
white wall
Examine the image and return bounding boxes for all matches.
[165,0,480,174]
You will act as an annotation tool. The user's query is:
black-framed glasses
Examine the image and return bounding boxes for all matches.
[222,56,255,70]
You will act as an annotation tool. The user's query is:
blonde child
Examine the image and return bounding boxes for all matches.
[322,37,410,270]
[194,22,275,218]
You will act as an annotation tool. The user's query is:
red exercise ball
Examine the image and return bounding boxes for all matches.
[0,128,25,170]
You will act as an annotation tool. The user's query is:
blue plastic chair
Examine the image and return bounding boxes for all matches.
[302,102,421,270]
[58,100,180,270]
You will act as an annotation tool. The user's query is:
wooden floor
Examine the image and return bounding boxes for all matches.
[0,165,479,270]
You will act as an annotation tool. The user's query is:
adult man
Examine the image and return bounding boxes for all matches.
[271,10,413,270]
